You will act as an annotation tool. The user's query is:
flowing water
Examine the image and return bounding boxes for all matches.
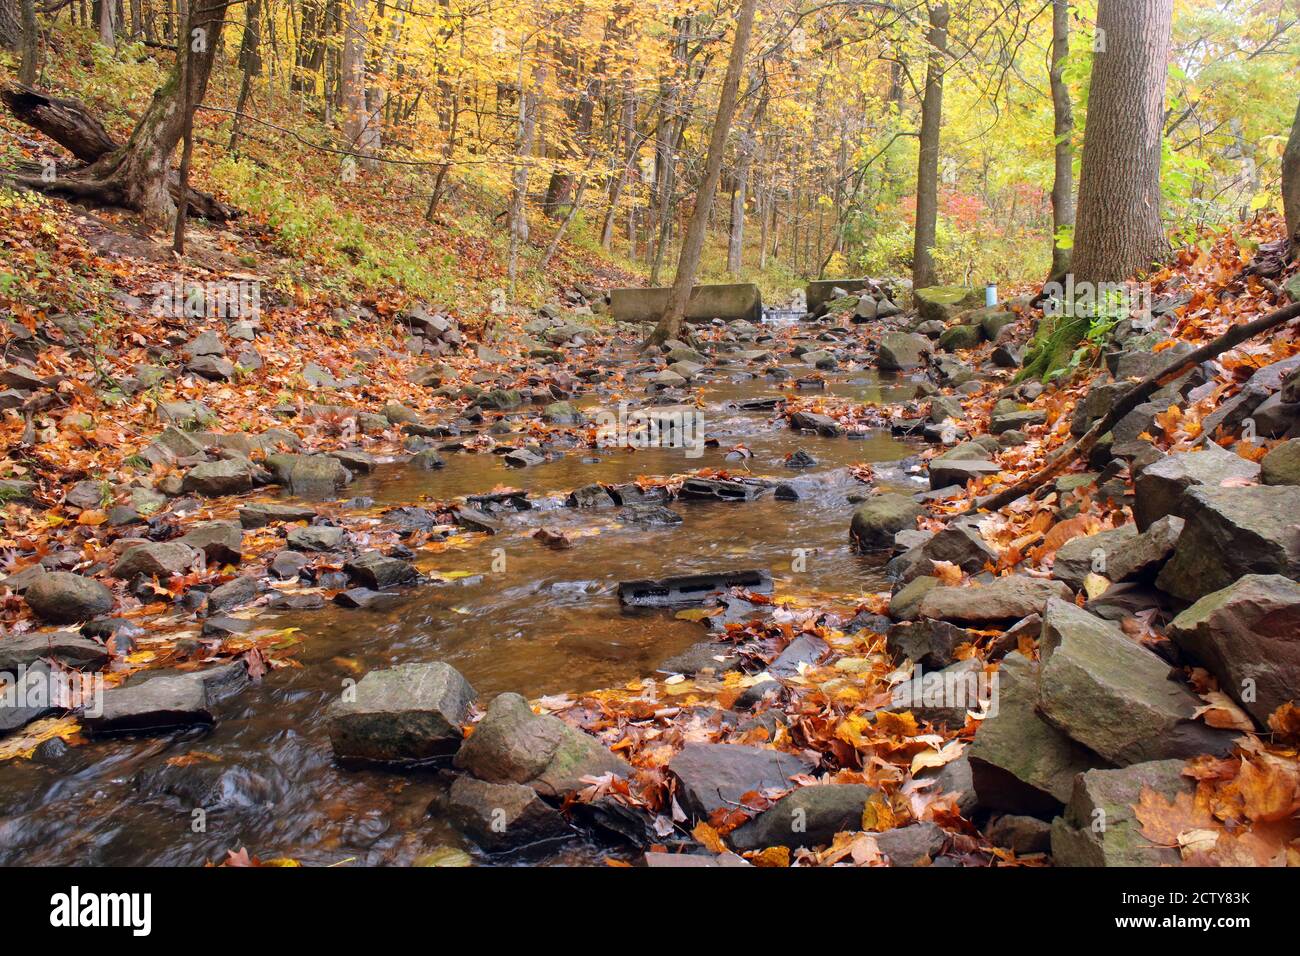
[0,347,926,866]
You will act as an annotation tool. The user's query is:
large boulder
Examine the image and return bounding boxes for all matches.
[877,332,930,372]
[917,576,1072,626]
[1104,515,1183,583]
[23,572,113,624]
[1050,760,1191,867]
[968,653,1103,815]
[1037,599,1236,764]
[1168,574,1300,726]
[1132,444,1259,531]
[850,494,924,551]
[0,630,109,673]
[326,662,475,763]
[914,285,981,324]
[668,743,817,819]
[1155,485,1300,602]
[454,692,627,798]
[886,619,980,670]
[729,784,877,852]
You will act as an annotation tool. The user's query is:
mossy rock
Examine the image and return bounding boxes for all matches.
[915,286,983,324]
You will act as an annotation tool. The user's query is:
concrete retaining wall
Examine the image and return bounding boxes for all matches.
[609,284,763,324]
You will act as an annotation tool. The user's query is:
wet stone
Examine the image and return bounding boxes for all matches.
[668,743,817,819]
[441,775,569,853]
[326,662,476,763]
[179,521,243,565]
[238,503,318,528]
[287,525,347,552]
[344,551,417,590]
[0,631,109,674]
[85,673,214,736]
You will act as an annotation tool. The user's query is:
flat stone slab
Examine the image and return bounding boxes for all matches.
[917,576,1072,626]
[618,569,772,607]
[668,743,817,818]
[85,673,213,736]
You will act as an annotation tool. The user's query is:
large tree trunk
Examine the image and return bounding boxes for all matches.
[1048,0,1074,279]
[1283,96,1300,258]
[0,0,21,51]
[645,0,758,349]
[1022,0,1172,382]
[2,0,234,225]
[17,0,35,86]
[1070,0,1173,284]
[911,3,948,291]
[96,0,115,47]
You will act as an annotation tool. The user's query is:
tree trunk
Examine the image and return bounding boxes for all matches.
[1048,0,1074,278]
[0,0,21,51]
[1283,96,1300,258]
[1022,0,1173,381]
[728,91,766,275]
[911,3,948,291]
[341,0,374,168]
[507,41,546,295]
[97,0,115,47]
[3,1,233,225]
[1070,0,1173,284]
[17,0,35,86]
[229,0,263,153]
[645,0,758,348]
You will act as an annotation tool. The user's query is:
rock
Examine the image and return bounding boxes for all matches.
[914,285,981,323]
[769,634,829,677]
[916,754,978,817]
[875,822,947,866]
[1155,485,1300,601]
[980,311,1017,342]
[668,743,817,818]
[0,660,57,733]
[890,576,940,621]
[1104,515,1182,583]
[454,692,627,797]
[986,814,1052,855]
[111,542,197,580]
[66,479,106,509]
[187,356,235,381]
[886,658,987,728]
[344,551,417,589]
[659,642,740,677]
[326,662,475,763]
[1168,574,1300,726]
[265,454,352,496]
[992,344,1022,368]
[543,401,582,424]
[915,516,999,573]
[1133,444,1259,531]
[333,588,402,610]
[1052,525,1138,590]
[442,775,569,852]
[784,448,817,469]
[886,619,979,669]
[729,784,878,852]
[1261,439,1300,486]
[329,450,377,474]
[1050,760,1191,867]
[850,494,924,552]
[287,525,347,552]
[990,408,1046,434]
[478,388,523,410]
[918,576,1070,626]
[453,506,501,534]
[181,459,254,497]
[617,504,683,526]
[1038,598,1236,764]
[618,569,772,607]
[0,630,108,673]
[877,332,930,371]
[85,673,213,735]
[183,330,225,358]
[158,400,213,428]
[0,479,37,504]
[937,324,981,352]
[24,572,113,624]
[566,483,613,508]
[789,411,843,436]
[179,521,244,565]
[504,448,545,468]
[208,575,259,611]
[928,458,1001,490]
[238,503,318,528]
[968,653,1102,814]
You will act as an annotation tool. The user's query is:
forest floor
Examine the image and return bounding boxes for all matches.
[3,79,1300,864]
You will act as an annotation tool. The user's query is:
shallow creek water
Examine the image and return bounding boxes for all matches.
[0,353,926,866]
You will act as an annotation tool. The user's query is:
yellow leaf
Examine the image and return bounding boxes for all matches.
[692,821,728,854]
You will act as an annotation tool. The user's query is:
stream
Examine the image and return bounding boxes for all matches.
[0,340,927,866]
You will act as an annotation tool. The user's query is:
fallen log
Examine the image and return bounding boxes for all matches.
[964,298,1300,516]
[0,84,238,222]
